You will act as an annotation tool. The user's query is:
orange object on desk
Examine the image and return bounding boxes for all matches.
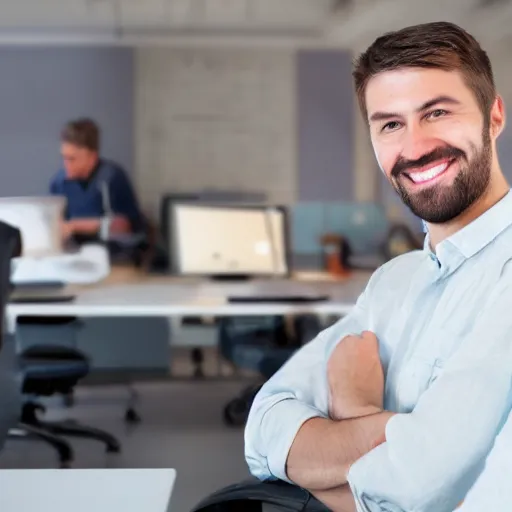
[320,234,352,277]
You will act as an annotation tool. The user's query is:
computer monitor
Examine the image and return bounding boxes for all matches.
[169,203,289,277]
[0,197,65,258]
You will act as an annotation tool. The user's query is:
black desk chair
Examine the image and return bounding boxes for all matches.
[192,479,331,512]
[0,221,71,464]
[11,316,122,467]
[3,222,122,467]
[220,315,322,427]
[0,222,24,452]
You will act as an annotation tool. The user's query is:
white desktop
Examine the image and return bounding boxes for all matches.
[171,203,288,276]
[0,468,176,512]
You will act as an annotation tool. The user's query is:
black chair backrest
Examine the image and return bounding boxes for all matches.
[192,480,331,512]
[0,221,22,349]
[0,221,23,450]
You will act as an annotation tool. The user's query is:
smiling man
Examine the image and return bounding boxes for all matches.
[245,22,512,512]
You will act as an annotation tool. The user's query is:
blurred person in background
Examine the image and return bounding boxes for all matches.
[50,118,144,244]
[245,21,512,512]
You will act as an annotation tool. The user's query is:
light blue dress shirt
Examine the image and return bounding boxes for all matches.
[458,406,512,511]
[245,189,512,512]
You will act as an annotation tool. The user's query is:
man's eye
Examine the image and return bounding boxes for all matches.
[427,109,447,119]
[382,121,401,132]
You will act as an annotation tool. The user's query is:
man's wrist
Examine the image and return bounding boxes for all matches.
[332,404,383,421]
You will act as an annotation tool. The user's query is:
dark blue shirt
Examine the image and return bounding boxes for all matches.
[49,159,144,233]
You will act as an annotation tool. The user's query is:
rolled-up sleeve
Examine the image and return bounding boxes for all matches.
[244,283,373,482]
[347,283,512,512]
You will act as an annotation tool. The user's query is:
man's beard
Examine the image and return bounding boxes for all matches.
[390,131,492,224]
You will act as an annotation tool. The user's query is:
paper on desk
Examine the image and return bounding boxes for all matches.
[11,244,110,284]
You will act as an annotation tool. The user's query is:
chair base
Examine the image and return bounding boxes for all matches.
[21,402,122,454]
[223,383,263,427]
[8,423,73,468]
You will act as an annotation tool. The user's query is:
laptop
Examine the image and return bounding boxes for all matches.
[0,468,177,512]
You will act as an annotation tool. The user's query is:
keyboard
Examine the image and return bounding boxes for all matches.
[9,283,75,304]
[227,295,330,304]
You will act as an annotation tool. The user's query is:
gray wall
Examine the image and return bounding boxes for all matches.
[498,123,512,184]
[297,50,354,201]
[0,47,134,197]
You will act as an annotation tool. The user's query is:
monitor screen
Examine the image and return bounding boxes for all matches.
[0,196,65,258]
[171,203,288,276]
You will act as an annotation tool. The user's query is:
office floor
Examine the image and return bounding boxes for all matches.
[0,376,252,512]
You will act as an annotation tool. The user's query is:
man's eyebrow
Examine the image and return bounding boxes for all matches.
[369,95,462,123]
[418,95,461,112]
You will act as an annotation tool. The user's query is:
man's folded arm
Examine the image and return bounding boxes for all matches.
[244,273,387,491]
[346,282,512,512]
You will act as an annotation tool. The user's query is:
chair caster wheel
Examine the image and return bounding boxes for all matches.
[125,408,141,424]
[223,399,249,427]
[106,444,121,454]
[63,393,75,408]
[59,461,72,469]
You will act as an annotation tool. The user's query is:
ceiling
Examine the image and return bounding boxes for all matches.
[0,0,511,54]
[0,0,333,44]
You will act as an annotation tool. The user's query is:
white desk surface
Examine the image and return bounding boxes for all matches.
[0,468,176,512]
[7,266,371,319]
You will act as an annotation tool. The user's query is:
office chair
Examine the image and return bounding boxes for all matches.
[0,221,74,465]
[220,315,322,427]
[12,316,121,467]
[0,222,23,451]
[192,479,331,512]
[3,220,121,467]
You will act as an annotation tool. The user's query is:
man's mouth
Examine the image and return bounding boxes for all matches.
[405,159,456,185]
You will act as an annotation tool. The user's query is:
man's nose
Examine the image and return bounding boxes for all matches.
[401,125,439,162]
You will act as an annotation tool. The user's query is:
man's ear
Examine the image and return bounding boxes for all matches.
[490,95,506,139]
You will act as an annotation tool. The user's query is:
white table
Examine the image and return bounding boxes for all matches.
[7,268,370,321]
[0,468,176,512]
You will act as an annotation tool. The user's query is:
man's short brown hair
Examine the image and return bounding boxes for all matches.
[61,118,100,152]
[353,21,496,121]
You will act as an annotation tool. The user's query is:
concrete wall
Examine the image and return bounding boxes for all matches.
[134,46,297,216]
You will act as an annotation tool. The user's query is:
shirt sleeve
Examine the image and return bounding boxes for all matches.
[108,168,144,232]
[457,407,512,512]
[244,270,379,483]
[347,279,512,512]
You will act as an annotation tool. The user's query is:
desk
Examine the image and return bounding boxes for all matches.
[7,267,371,374]
[8,267,371,320]
[0,468,176,512]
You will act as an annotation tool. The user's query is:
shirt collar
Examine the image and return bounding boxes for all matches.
[423,189,512,269]
[445,189,512,258]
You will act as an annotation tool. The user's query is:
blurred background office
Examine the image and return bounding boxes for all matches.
[0,1,512,511]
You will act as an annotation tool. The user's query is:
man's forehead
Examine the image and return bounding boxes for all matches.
[365,68,472,116]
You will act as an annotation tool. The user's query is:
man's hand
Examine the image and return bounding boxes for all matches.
[60,220,75,241]
[59,216,131,240]
[328,330,385,420]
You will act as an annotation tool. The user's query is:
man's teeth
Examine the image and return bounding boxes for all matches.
[408,162,449,183]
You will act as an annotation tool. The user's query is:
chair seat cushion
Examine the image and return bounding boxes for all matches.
[19,345,89,395]
[20,345,88,362]
[22,359,89,380]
